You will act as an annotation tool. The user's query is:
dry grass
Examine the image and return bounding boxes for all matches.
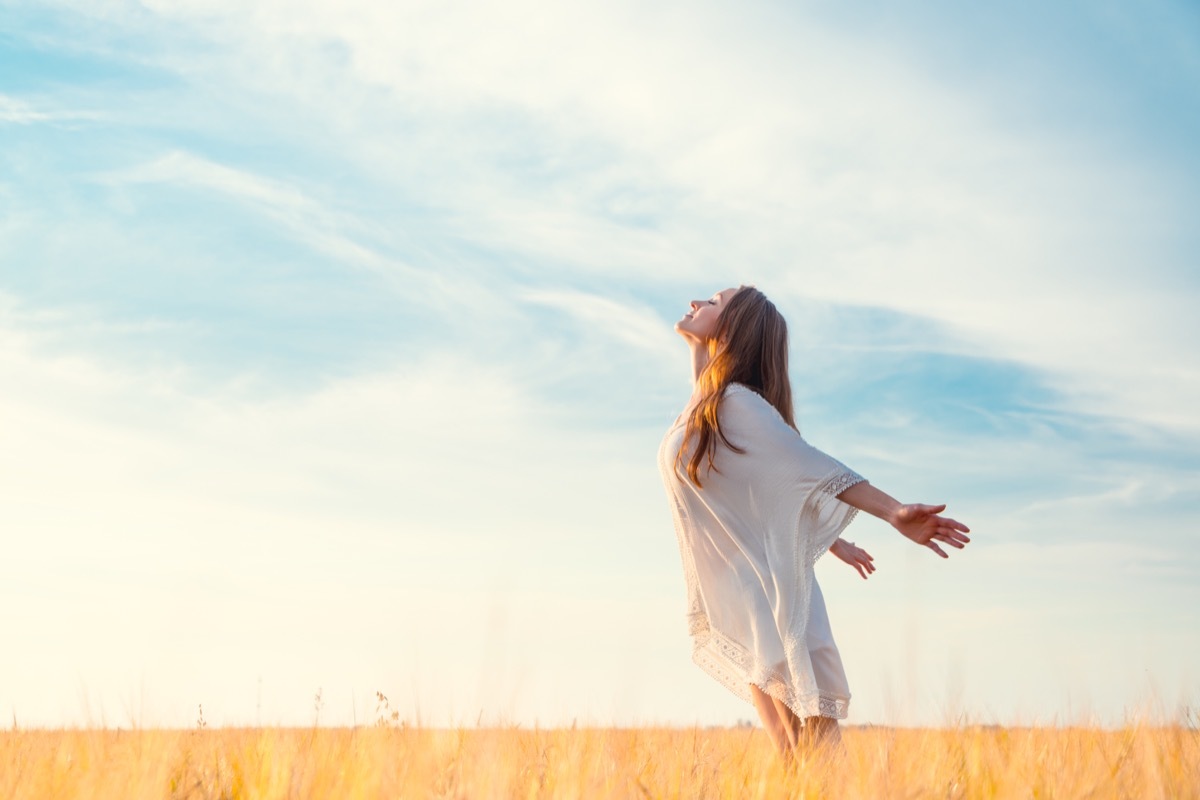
[1,723,1197,799]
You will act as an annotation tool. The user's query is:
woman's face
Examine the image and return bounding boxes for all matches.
[675,287,739,341]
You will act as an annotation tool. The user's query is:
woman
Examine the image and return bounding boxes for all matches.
[658,285,971,756]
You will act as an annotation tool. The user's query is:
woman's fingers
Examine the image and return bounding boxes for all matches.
[941,528,971,544]
[926,541,949,558]
[915,505,971,533]
[934,516,971,543]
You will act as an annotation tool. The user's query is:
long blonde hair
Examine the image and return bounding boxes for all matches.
[676,286,796,487]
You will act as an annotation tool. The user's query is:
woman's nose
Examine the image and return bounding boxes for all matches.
[689,300,702,310]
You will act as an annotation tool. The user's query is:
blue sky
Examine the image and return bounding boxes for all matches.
[2,0,1198,728]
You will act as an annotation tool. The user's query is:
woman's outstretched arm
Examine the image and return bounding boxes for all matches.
[836,481,972,558]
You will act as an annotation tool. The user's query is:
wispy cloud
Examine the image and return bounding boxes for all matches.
[0,93,103,124]
[102,150,423,283]
[522,288,678,362]
[101,0,1199,431]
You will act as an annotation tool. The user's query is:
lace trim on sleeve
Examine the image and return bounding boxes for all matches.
[822,470,866,498]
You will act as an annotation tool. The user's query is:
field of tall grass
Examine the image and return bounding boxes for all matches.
[2,719,1197,798]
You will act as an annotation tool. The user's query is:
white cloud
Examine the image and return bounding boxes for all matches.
[97,0,1198,432]
[100,150,427,284]
[521,287,678,362]
[0,93,103,124]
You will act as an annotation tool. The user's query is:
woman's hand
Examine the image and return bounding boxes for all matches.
[829,538,876,579]
[834,483,972,558]
[891,504,971,558]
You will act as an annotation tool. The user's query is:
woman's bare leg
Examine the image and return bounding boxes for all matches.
[771,696,802,750]
[749,684,793,757]
[770,694,843,750]
[771,695,844,750]
[752,685,844,758]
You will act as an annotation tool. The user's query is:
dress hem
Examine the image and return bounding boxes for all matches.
[689,619,851,722]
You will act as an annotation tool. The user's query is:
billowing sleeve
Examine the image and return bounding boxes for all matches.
[717,385,865,560]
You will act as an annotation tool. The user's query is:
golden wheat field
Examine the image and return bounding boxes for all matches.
[2,722,1197,799]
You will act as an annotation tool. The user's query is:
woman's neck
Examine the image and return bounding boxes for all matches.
[688,340,710,393]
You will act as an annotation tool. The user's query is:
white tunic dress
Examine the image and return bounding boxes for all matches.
[658,384,866,719]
